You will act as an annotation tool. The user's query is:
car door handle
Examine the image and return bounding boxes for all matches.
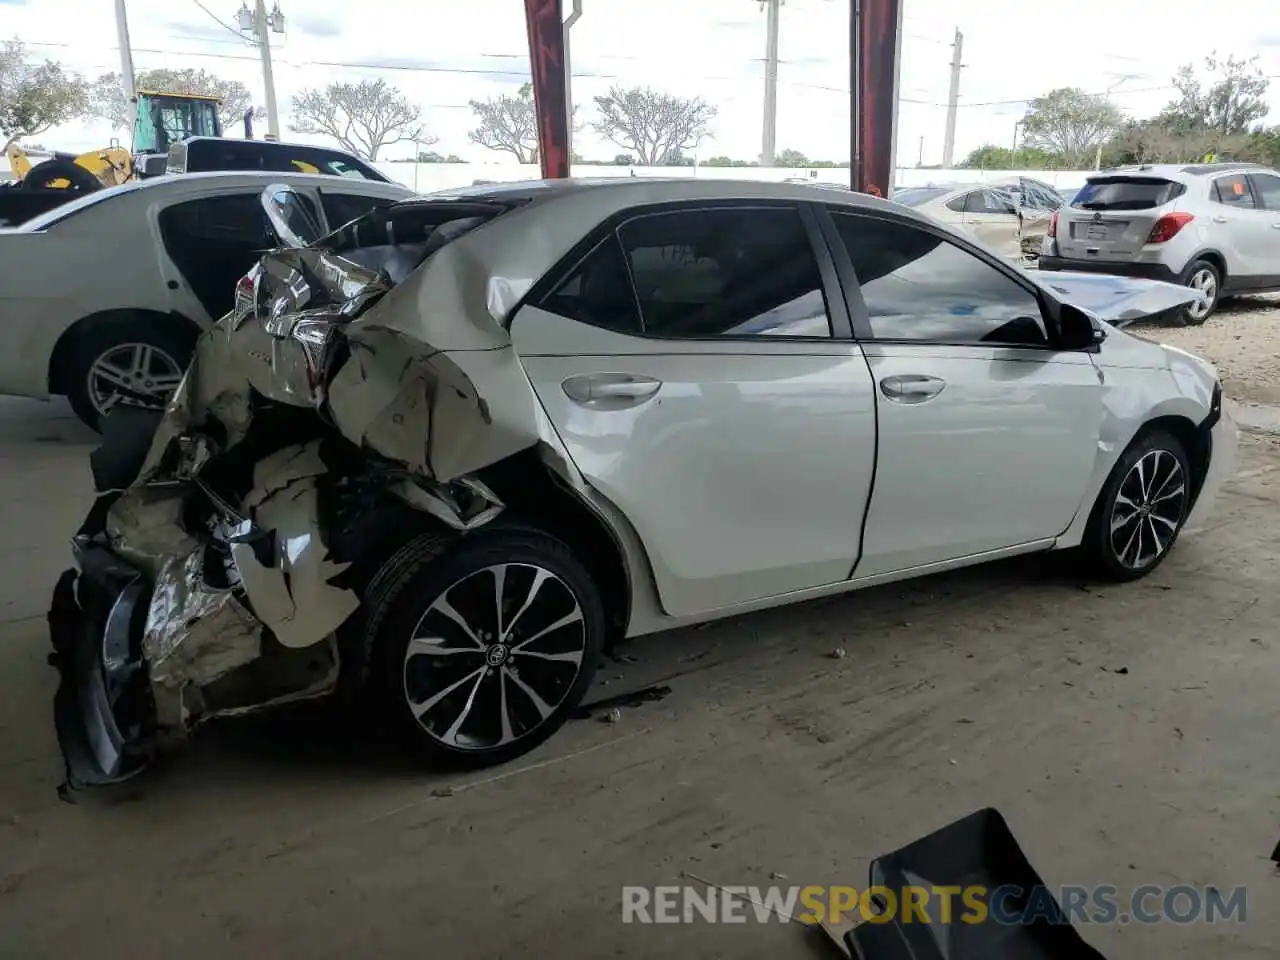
[562,373,662,408]
[1212,216,1229,224]
[1272,222,1280,230]
[880,374,946,403]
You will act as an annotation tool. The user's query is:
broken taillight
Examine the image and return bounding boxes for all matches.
[1146,212,1194,244]
[1047,209,1059,238]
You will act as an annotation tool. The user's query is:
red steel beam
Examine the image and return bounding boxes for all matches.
[525,1,903,191]
[524,0,571,179]
[851,0,904,196]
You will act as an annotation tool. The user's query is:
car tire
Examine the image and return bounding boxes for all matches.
[1180,260,1220,326]
[1079,429,1192,582]
[364,524,606,770]
[20,158,103,193]
[62,317,197,431]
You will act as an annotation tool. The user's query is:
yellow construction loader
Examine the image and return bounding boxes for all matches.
[4,89,225,192]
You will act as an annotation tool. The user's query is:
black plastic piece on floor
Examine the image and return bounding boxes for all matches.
[845,808,1109,959]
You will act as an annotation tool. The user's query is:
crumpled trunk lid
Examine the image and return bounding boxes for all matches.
[1038,270,1204,327]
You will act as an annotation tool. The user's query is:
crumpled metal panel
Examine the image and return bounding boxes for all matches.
[105,486,200,581]
[230,441,360,649]
[143,547,262,729]
[1039,271,1205,326]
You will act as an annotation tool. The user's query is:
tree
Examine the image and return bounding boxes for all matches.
[1020,87,1123,167]
[776,148,809,167]
[611,153,636,166]
[90,68,254,132]
[0,41,88,151]
[959,144,1063,170]
[291,79,429,161]
[1158,54,1270,138]
[468,82,537,163]
[592,85,716,165]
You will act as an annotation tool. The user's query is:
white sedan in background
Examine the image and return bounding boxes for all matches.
[55,177,1235,790]
[0,171,414,428]
[893,178,1064,261]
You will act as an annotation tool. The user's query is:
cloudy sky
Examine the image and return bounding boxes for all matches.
[4,0,1279,166]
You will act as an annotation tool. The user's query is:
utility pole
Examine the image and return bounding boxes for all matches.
[563,0,583,162]
[917,135,924,167]
[760,0,781,166]
[1011,118,1021,168]
[1094,73,1140,171]
[113,0,136,108]
[941,27,963,168]
[237,1,285,140]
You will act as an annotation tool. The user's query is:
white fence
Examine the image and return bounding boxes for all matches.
[371,162,1096,195]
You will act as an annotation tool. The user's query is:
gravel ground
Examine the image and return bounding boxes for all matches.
[1132,294,1280,406]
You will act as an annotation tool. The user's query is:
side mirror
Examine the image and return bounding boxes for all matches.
[261,184,324,249]
[1057,304,1104,350]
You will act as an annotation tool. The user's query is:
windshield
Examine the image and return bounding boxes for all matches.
[892,186,950,207]
[1074,177,1185,211]
[134,95,221,154]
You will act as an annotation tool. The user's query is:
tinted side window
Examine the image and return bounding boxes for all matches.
[616,207,831,338]
[541,237,643,335]
[831,212,1048,346]
[321,192,397,231]
[1211,174,1255,208]
[1249,173,1280,210]
[161,193,270,245]
[945,194,968,213]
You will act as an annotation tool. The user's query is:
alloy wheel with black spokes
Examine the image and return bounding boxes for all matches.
[370,527,606,768]
[1084,429,1192,581]
[1109,449,1188,572]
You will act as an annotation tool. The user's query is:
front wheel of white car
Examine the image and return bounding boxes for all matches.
[366,526,606,769]
[1081,429,1192,582]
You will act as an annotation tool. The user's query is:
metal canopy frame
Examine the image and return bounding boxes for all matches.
[522,0,903,195]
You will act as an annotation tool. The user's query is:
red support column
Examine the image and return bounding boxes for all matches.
[524,0,571,179]
[851,0,903,197]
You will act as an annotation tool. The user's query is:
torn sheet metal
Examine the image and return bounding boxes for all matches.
[230,440,361,649]
[390,474,504,531]
[1039,271,1204,326]
[143,546,262,729]
[105,486,201,580]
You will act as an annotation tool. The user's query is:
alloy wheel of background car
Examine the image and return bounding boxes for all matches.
[87,342,185,418]
[367,526,605,768]
[1182,261,1219,326]
[1109,449,1188,572]
[1082,429,1191,582]
[403,562,589,752]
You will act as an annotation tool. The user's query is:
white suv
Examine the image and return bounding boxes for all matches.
[1039,162,1280,324]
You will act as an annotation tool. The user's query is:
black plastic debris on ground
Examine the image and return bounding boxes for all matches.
[571,684,672,720]
[846,808,1109,960]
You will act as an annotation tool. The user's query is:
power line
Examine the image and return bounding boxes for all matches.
[187,0,250,42]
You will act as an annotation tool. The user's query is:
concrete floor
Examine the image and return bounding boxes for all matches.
[1,394,1278,959]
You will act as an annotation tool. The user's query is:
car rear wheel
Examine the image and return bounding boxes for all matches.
[1181,260,1220,326]
[63,318,195,430]
[365,525,606,769]
[1080,429,1191,582]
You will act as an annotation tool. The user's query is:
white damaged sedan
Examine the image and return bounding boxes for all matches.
[50,178,1236,790]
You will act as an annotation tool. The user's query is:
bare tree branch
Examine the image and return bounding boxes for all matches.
[290,79,430,161]
[591,85,716,165]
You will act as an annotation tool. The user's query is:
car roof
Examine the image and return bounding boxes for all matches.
[405,175,922,219]
[19,171,415,231]
[1090,162,1275,182]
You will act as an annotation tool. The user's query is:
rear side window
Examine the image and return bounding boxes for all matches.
[320,192,398,231]
[1212,174,1256,209]
[540,206,833,339]
[1074,177,1185,211]
[1252,173,1280,210]
[618,207,831,338]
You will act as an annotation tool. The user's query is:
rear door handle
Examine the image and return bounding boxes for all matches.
[562,373,662,409]
[1212,216,1229,224]
[880,374,946,404]
[1272,222,1280,230]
